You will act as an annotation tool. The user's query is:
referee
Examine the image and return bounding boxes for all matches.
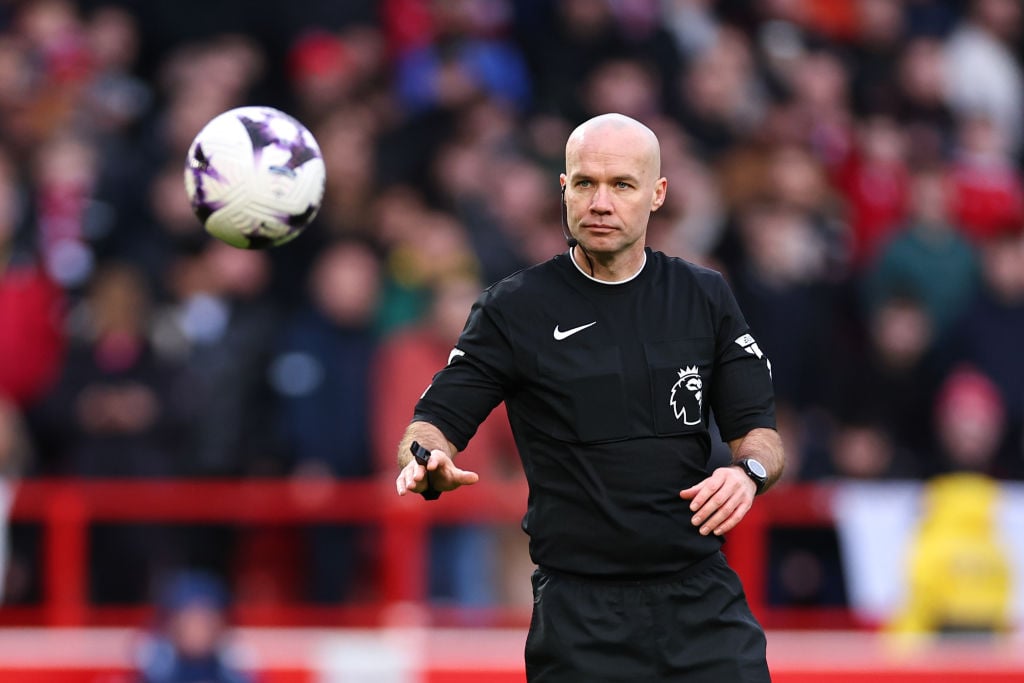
[395,113,784,682]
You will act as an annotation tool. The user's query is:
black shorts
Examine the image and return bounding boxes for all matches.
[525,552,770,683]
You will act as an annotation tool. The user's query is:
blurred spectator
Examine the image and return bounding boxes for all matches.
[372,271,525,606]
[31,262,186,477]
[829,423,898,481]
[904,0,962,38]
[718,140,847,278]
[0,397,31,603]
[944,0,1024,157]
[30,262,189,602]
[832,113,910,269]
[582,56,662,124]
[81,4,152,136]
[0,147,64,408]
[828,293,943,478]
[946,229,1024,479]
[863,164,980,334]
[847,0,905,117]
[946,114,1024,243]
[142,240,281,599]
[287,25,388,129]
[148,33,267,178]
[378,210,480,332]
[3,0,91,151]
[271,238,380,480]
[932,366,1008,477]
[674,27,766,161]
[124,161,207,289]
[287,30,359,125]
[268,238,382,603]
[135,570,253,683]
[515,0,679,120]
[393,0,530,115]
[483,153,564,271]
[648,120,726,261]
[312,108,379,238]
[660,0,719,60]
[889,473,1012,633]
[894,36,957,165]
[727,200,835,412]
[154,241,280,477]
[31,132,103,289]
[778,47,855,170]
[427,101,539,284]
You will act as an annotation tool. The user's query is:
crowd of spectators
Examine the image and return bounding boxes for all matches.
[0,0,1023,611]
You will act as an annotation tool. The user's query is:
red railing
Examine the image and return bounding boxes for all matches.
[3,479,863,629]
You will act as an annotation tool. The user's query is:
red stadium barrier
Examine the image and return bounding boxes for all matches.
[2,478,853,629]
[0,627,1022,682]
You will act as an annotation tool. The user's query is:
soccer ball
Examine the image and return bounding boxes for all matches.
[184,106,326,249]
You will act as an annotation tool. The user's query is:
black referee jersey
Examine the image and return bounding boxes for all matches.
[413,247,776,577]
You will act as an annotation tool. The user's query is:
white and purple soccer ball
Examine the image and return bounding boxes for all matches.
[184,106,326,249]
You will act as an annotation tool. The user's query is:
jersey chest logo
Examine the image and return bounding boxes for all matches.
[553,321,597,341]
[669,366,703,426]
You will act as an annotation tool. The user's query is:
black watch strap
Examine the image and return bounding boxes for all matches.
[736,458,768,495]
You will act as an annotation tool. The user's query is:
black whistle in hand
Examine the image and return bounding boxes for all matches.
[410,441,441,500]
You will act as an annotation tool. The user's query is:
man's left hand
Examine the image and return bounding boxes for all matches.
[678,466,757,536]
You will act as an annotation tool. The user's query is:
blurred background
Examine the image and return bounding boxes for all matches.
[1,0,1024,680]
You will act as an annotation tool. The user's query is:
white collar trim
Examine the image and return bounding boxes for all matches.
[569,247,647,285]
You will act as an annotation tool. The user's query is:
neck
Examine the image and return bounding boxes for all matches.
[570,246,647,283]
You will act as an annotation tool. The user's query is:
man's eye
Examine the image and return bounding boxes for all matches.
[616,181,630,189]
[577,180,591,188]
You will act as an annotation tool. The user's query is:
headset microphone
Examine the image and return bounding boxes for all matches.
[561,184,595,275]
[560,186,578,248]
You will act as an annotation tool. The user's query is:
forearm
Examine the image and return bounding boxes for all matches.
[397,420,458,469]
[728,427,785,492]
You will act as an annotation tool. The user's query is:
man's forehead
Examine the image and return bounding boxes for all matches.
[565,115,661,177]
[566,139,658,179]
[567,149,642,174]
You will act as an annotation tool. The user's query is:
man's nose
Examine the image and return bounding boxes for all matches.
[590,186,613,213]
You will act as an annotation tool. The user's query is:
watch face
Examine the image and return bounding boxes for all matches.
[747,459,767,479]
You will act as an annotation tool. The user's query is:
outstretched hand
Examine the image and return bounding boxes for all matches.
[396,449,479,497]
[679,465,757,536]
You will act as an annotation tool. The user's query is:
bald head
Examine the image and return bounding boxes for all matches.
[565,113,661,180]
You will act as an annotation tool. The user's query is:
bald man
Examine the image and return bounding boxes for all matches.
[395,113,783,682]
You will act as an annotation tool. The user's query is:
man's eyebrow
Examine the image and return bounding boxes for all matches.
[568,172,642,183]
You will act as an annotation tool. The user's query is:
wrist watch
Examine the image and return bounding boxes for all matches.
[735,458,768,495]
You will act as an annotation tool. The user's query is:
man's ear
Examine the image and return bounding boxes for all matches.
[651,177,668,211]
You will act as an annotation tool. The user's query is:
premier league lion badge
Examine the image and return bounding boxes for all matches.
[670,366,703,426]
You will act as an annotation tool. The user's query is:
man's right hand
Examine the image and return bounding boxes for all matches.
[396,448,479,497]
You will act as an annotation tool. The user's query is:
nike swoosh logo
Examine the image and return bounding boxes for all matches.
[553,321,597,340]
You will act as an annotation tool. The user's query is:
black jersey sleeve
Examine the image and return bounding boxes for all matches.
[412,289,516,451]
[706,273,776,442]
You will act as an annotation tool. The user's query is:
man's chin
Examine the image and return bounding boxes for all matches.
[577,234,617,251]
[578,236,636,255]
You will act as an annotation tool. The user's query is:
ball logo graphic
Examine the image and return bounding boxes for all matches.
[184,106,326,249]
